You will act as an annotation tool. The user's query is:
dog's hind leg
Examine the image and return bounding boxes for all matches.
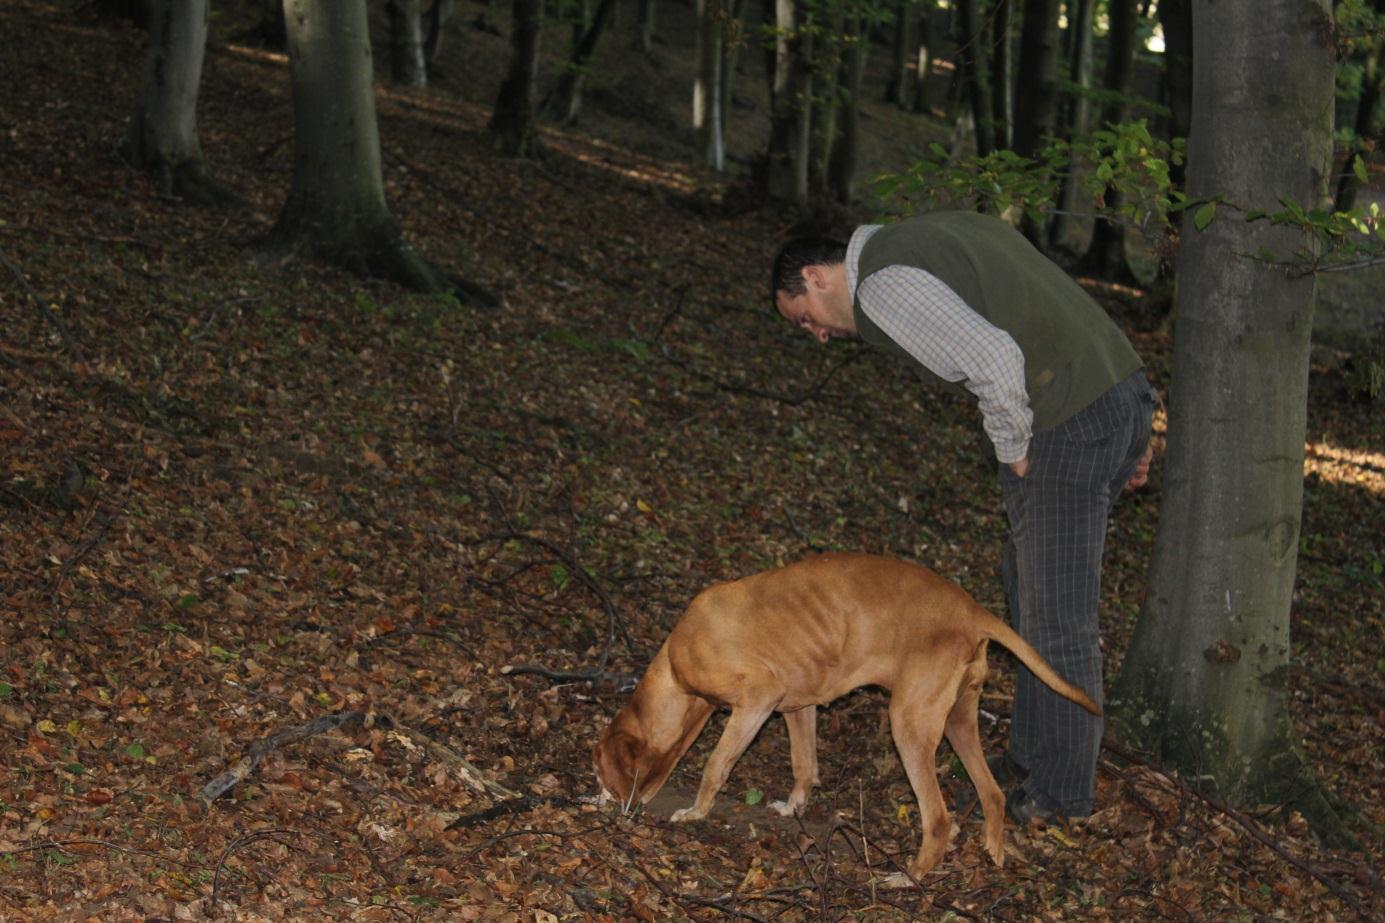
[670,701,777,822]
[769,705,819,817]
[889,667,959,879]
[944,665,1005,866]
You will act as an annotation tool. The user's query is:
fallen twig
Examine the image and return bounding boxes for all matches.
[198,710,517,807]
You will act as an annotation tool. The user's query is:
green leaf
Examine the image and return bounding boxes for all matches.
[0,682,11,699]
[1194,201,1217,231]
[745,787,764,806]
[125,742,146,760]
[1354,154,1369,185]
[177,594,199,610]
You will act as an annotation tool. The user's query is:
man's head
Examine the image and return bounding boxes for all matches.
[771,236,856,344]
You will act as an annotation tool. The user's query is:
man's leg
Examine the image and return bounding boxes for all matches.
[999,374,1153,816]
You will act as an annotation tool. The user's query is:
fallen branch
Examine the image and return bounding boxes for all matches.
[491,531,637,684]
[198,710,517,807]
[499,663,639,690]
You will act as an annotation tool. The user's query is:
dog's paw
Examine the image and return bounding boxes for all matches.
[767,799,798,817]
[669,806,705,823]
[877,872,918,890]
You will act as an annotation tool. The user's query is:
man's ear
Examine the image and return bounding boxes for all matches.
[801,265,823,291]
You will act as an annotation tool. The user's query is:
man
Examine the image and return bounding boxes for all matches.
[771,210,1155,824]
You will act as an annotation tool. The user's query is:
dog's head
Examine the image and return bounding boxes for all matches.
[592,714,648,813]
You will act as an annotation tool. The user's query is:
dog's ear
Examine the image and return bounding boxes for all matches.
[594,728,643,800]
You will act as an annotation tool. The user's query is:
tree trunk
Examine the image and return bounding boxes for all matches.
[1156,0,1193,191]
[1047,0,1096,251]
[487,0,544,157]
[991,0,1013,150]
[886,0,911,106]
[266,0,493,303]
[807,9,843,193]
[764,0,810,208]
[1335,0,1384,210]
[1012,0,1061,159]
[956,0,995,156]
[388,0,428,87]
[1079,0,1139,282]
[544,0,618,124]
[829,17,865,202]
[637,0,657,51]
[694,0,725,170]
[717,0,748,158]
[913,2,935,113]
[424,0,455,66]
[1109,0,1345,837]
[123,0,237,206]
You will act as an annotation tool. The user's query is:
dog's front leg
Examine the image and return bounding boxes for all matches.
[769,705,819,817]
[670,704,775,822]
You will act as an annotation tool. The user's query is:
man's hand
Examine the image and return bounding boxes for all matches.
[1008,457,1030,479]
[1124,444,1154,491]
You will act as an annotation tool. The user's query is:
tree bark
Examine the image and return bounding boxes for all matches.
[1079,0,1139,281]
[123,0,238,206]
[388,0,428,87]
[1335,0,1384,210]
[1012,0,1061,159]
[694,0,725,170]
[637,0,657,52]
[886,0,911,106]
[956,0,995,156]
[765,0,811,208]
[266,0,494,304]
[1156,0,1193,191]
[1109,0,1344,838]
[991,0,1013,150]
[828,17,866,202]
[487,0,544,157]
[544,0,618,124]
[1047,0,1096,251]
[913,2,935,113]
[424,0,455,66]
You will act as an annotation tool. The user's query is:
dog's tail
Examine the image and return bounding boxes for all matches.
[973,605,1103,716]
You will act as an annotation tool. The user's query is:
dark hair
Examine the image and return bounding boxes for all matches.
[770,236,847,301]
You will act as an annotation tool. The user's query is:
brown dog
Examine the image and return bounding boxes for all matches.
[592,553,1100,881]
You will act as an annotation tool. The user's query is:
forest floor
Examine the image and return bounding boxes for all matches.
[2,0,1383,920]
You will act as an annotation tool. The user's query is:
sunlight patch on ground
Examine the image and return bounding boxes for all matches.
[540,132,702,196]
[1304,440,1385,494]
[223,43,288,66]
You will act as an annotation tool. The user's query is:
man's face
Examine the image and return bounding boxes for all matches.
[774,265,853,344]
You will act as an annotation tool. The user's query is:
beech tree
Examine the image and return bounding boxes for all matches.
[1335,0,1385,210]
[764,0,812,207]
[265,0,493,303]
[955,0,996,156]
[1079,0,1140,282]
[1046,0,1096,251]
[123,0,237,206]
[694,0,726,170]
[543,0,618,124]
[387,0,428,87]
[1011,0,1061,160]
[1109,0,1345,833]
[488,0,544,156]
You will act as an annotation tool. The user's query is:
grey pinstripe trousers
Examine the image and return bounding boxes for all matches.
[998,370,1156,816]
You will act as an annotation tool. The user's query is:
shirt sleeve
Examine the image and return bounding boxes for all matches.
[858,266,1033,464]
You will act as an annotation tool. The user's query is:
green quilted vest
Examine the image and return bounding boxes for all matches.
[852,211,1142,434]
